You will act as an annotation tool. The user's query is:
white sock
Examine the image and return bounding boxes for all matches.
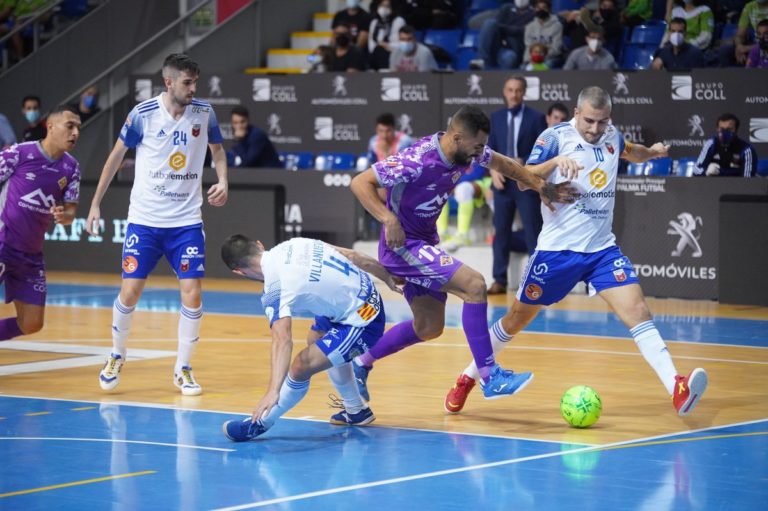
[463,319,514,380]
[327,363,365,414]
[112,297,135,358]
[631,320,678,395]
[260,377,310,428]
[176,305,202,372]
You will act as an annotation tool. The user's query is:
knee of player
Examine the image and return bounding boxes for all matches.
[414,320,443,340]
[464,273,488,302]
[289,358,313,382]
[19,317,44,335]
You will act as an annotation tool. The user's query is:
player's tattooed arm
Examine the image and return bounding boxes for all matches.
[622,142,669,163]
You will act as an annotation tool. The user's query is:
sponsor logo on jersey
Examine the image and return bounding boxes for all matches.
[169,151,186,171]
[613,269,627,282]
[157,129,167,138]
[440,255,454,266]
[605,142,614,154]
[123,256,139,274]
[575,144,584,151]
[192,124,200,137]
[589,168,608,189]
[524,283,543,301]
[58,177,67,189]
[180,259,190,272]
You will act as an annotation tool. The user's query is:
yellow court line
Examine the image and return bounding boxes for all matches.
[24,412,51,417]
[573,431,768,455]
[0,470,156,498]
[70,406,96,411]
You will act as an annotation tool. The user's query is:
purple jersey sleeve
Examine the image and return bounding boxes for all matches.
[527,127,560,165]
[474,145,493,168]
[207,108,223,144]
[63,160,81,203]
[0,145,19,184]
[119,108,144,148]
[372,152,423,188]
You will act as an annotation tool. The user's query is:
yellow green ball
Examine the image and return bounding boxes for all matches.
[560,385,602,428]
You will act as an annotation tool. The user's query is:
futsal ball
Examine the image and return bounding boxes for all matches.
[560,385,602,428]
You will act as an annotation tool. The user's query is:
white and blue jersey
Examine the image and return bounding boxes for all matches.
[120,94,223,228]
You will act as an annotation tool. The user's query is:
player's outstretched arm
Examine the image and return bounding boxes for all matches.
[351,169,404,249]
[490,151,578,212]
[253,316,294,423]
[207,143,228,207]
[335,246,404,294]
[622,142,670,163]
[86,140,129,236]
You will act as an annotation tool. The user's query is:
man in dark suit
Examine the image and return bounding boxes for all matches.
[487,75,547,294]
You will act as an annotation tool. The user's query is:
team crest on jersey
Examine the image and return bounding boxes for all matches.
[440,255,454,266]
[524,283,543,301]
[169,151,186,171]
[192,124,201,137]
[123,256,138,274]
[605,142,614,154]
[613,269,627,282]
[452,172,461,183]
[180,259,190,272]
[589,168,608,189]
[57,177,67,189]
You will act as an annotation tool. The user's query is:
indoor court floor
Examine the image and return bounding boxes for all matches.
[1,272,766,510]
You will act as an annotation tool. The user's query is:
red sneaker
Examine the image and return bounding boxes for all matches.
[445,374,476,413]
[672,368,708,416]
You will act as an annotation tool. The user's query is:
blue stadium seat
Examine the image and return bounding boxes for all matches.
[627,162,645,176]
[675,157,697,177]
[630,23,667,45]
[468,0,500,18]
[645,157,672,176]
[455,47,478,70]
[757,159,768,177]
[462,29,480,48]
[721,23,738,41]
[620,44,656,69]
[314,152,357,171]
[424,29,462,56]
[279,151,314,170]
[551,0,583,11]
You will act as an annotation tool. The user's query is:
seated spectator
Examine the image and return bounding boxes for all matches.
[660,0,713,50]
[476,0,536,69]
[652,17,705,69]
[563,27,617,69]
[368,113,413,163]
[227,106,281,169]
[746,18,768,67]
[308,45,333,72]
[523,42,550,70]
[21,95,46,142]
[711,0,748,25]
[332,0,372,50]
[70,85,100,123]
[368,0,406,70]
[2,0,50,62]
[0,112,15,149]
[523,0,563,68]
[401,0,460,30]
[467,0,513,30]
[329,23,367,71]
[694,113,758,177]
[720,0,768,66]
[389,24,438,71]
[572,0,622,55]
[546,102,569,126]
[621,0,653,27]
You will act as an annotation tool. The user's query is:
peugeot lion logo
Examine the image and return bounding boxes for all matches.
[687,115,705,137]
[467,74,482,96]
[208,76,222,97]
[267,114,282,135]
[612,73,628,95]
[667,212,703,258]
[397,114,413,135]
[332,76,348,96]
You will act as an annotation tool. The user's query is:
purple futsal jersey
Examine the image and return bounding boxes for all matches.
[372,133,492,299]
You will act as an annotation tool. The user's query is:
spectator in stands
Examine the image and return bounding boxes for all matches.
[621,0,652,27]
[330,23,367,71]
[368,113,413,163]
[227,106,281,169]
[0,112,15,149]
[569,0,622,56]
[546,102,569,126]
[308,45,333,72]
[523,0,563,68]
[475,0,536,69]
[660,0,713,50]
[746,18,768,67]
[720,0,768,66]
[389,24,438,71]
[563,27,617,69]
[711,0,748,25]
[1,0,50,61]
[332,0,372,50]
[694,113,758,177]
[467,0,514,30]
[71,85,101,123]
[523,42,550,70]
[368,0,406,70]
[651,17,705,69]
[21,95,46,142]
[401,0,460,30]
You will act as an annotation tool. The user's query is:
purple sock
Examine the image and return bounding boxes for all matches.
[361,320,421,366]
[0,317,23,341]
[462,302,495,382]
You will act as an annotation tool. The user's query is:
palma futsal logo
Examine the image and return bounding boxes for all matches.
[169,151,186,171]
[589,168,607,189]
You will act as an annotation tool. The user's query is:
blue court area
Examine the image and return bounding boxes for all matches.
[0,396,765,510]
[23,282,768,346]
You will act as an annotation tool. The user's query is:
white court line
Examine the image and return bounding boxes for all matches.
[212,417,768,511]
[0,436,233,452]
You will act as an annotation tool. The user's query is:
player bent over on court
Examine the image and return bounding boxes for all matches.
[445,86,707,416]
[0,106,82,341]
[349,105,577,404]
[220,235,403,442]
[87,54,228,395]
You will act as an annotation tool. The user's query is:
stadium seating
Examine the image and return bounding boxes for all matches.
[630,22,667,45]
[424,29,462,56]
[314,152,357,171]
[627,162,645,176]
[468,0,500,19]
[675,157,698,177]
[645,157,673,175]
[462,29,480,49]
[279,151,314,170]
[757,159,768,177]
[551,0,583,11]
[720,23,739,41]
[620,43,656,69]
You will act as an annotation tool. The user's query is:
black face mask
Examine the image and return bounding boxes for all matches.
[599,9,614,19]
[535,9,549,19]
[335,34,351,47]
[760,37,768,51]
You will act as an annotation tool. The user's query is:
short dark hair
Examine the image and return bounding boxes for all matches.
[22,95,41,107]
[399,25,415,36]
[162,53,200,76]
[670,17,687,29]
[49,104,80,118]
[231,106,250,119]
[506,75,527,91]
[588,26,605,38]
[758,18,768,30]
[449,106,490,136]
[717,113,740,131]
[221,234,262,271]
[376,113,396,127]
[547,102,568,117]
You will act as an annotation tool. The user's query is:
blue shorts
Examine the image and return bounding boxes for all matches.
[516,246,639,306]
[121,223,205,279]
[310,305,386,366]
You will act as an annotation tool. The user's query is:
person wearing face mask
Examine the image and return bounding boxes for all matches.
[388,24,438,71]
[20,95,46,142]
[694,113,758,178]
[724,0,768,66]
[71,85,101,124]
[660,0,713,50]
[523,0,563,68]
[746,18,768,67]
[575,0,622,56]
[563,27,617,70]
[523,42,550,70]
[332,0,372,50]
[368,0,406,70]
[652,17,705,70]
[329,23,367,72]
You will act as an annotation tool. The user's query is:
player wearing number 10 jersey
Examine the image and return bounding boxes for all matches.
[86,53,229,396]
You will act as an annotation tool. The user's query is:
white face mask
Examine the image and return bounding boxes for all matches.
[378,6,391,18]
[587,38,600,52]
[400,41,415,53]
[515,0,530,8]
[346,0,359,8]
[670,32,684,47]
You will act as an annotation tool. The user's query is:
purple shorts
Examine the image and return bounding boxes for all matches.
[379,238,463,304]
[0,242,46,306]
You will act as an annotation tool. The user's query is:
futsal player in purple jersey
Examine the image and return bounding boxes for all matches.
[0,106,82,341]
[349,105,576,403]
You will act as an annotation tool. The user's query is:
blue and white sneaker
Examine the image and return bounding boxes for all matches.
[222,418,268,442]
[99,353,124,390]
[480,364,534,400]
[353,363,372,401]
[330,406,376,426]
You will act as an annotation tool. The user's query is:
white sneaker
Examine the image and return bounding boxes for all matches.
[442,235,468,253]
[99,353,124,390]
[174,366,202,396]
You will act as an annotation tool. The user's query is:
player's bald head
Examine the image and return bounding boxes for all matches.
[162,53,200,79]
[447,106,490,136]
[576,86,612,112]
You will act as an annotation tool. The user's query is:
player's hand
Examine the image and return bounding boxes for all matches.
[86,205,101,236]
[208,181,228,207]
[252,389,279,423]
[649,143,670,159]
[490,168,506,190]
[555,156,583,180]
[538,181,578,212]
[383,274,405,295]
[384,216,405,250]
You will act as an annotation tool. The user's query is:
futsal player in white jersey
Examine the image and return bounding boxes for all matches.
[86,54,228,395]
[445,86,708,416]
[219,235,402,442]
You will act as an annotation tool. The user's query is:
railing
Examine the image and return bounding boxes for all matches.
[0,1,65,72]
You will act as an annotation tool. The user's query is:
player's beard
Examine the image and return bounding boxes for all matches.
[453,150,473,166]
